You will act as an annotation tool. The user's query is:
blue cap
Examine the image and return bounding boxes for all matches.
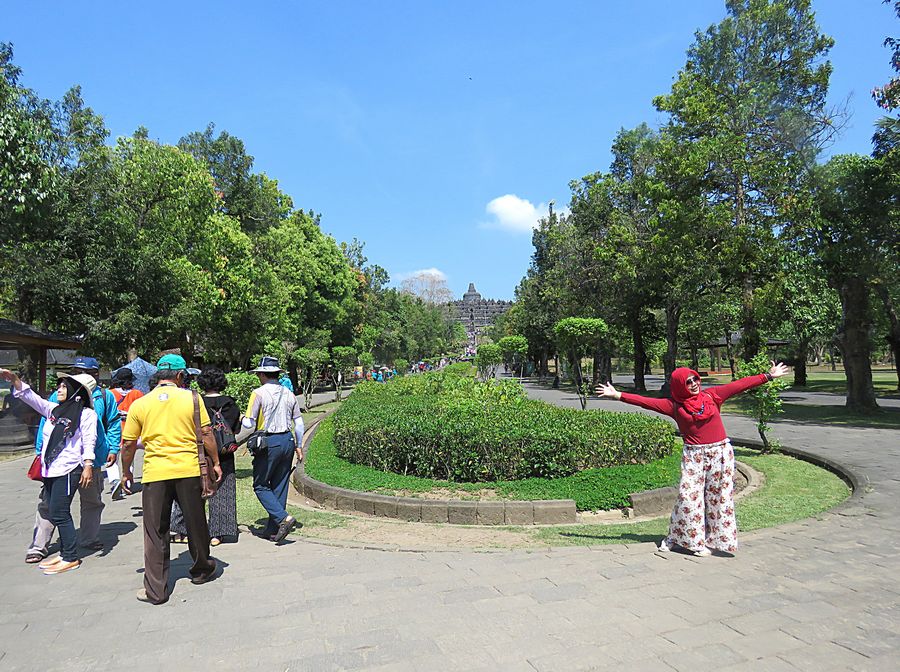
[72,356,100,372]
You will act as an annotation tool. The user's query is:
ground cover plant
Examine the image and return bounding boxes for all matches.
[331,371,676,483]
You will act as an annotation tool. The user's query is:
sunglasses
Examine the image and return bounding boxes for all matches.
[685,376,701,385]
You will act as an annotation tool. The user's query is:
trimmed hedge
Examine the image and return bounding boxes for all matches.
[307,417,681,510]
[332,372,676,482]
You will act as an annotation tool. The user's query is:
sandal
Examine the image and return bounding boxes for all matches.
[25,552,45,564]
[210,537,221,547]
[170,535,188,544]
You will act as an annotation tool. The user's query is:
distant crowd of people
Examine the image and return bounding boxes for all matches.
[0,354,303,605]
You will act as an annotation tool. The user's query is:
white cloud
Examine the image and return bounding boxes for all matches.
[395,267,448,282]
[483,194,559,234]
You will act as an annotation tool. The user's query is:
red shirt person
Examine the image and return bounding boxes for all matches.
[596,362,789,556]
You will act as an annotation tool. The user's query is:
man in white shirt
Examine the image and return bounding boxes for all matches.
[243,357,304,542]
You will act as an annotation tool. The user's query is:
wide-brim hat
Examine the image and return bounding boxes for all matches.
[251,356,284,373]
[57,373,96,409]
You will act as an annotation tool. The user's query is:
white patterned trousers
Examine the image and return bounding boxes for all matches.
[665,439,738,553]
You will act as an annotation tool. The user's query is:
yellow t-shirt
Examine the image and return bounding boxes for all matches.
[123,384,210,484]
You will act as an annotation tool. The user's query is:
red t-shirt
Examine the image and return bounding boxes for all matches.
[619,374,768,445]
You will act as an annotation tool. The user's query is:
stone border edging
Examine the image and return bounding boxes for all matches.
[627,460,761,518]
[292,420,577,525]
[292,412,866,528]
[727,435,867,509]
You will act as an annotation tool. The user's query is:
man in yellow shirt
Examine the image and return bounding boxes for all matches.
[121,354,222,605]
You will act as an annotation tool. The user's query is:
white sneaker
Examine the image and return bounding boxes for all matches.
[658,539,672,553]
[693,548,712,557]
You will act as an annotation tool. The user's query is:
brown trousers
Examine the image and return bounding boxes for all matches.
[141,477,215,603]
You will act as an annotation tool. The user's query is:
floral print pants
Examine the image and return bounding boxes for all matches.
[666,439,738,553]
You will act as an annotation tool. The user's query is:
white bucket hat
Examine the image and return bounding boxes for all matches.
[57,372,97,408]
[251,356,284,373]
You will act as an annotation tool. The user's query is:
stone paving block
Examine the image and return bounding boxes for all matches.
[475,501,505,525]
[662,642,746,672]
[317,482,339,509]
[533,499,576,524]
[353,495,375,515]
[447,501,477,525]
[335,491,356,512]
[775,640,870,671]
[628,485,677,517]
[395,498,422,522]
[370,494,398,518]
[726,630,806,659]
[419,501,448,523]
[504,501,533,525]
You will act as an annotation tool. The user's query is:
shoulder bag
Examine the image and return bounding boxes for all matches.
[192,392,218,500]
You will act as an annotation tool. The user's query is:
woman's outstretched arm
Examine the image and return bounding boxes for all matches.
[709,362,790,404]
[595,381,677,416]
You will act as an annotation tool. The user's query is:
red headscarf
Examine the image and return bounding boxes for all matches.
[670,368,719,421]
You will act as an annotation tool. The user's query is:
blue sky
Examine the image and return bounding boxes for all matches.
[5,1,896,300]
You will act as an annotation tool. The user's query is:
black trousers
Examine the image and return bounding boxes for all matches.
[141,477,215,603]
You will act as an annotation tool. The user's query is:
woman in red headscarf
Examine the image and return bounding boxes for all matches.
[596,362,789,556]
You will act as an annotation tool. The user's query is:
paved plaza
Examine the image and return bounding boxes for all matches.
[0,380,898,671]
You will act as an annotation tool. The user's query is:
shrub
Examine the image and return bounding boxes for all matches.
[225,371,258,412]
[332,373,675,482]
[441,361,475,377]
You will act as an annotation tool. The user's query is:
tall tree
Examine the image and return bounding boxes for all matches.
[795,154,897,411]
[655,0,837,360]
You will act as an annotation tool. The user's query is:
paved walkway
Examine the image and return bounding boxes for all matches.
[0,380,898,671]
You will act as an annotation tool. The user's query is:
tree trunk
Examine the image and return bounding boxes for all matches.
[690,346,699,371]
[740,274,760,361]
[835,277,878,412]
[793,339,809,387]
[592,346,602,388]
[664,301,681,379]
[723,329,737,381]
[539,347,549,378]
[874,284,900,391]
[632,320,647,392]
[599,353,612,385]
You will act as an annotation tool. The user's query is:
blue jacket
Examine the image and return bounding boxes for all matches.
[35,387,122,466]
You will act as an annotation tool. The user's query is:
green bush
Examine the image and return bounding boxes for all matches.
[225,371,259,412]
[441,361,475,377]
[307,417,681,510]
[332,373,675,482]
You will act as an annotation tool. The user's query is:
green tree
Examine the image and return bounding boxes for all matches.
[794,154,898,411]
[474,343,502,381]
[329,345,357,401]
[655,0,838,360]
[295,346,329,411]
[554,317,609,409]
[737,354,789,451]
[497,335,528,374]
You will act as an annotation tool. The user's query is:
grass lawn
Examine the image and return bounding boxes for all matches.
[233,418,851,546]
[532,446,850,546]
[304,416,683,510]
[234,453,348,533]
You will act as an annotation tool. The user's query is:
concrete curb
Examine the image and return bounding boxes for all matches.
[292,411,865,530]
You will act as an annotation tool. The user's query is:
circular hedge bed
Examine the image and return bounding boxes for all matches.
[332,371,676,482]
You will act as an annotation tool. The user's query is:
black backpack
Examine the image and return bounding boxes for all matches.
[210,407,238,454]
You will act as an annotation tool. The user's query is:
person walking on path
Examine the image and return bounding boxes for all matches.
[120,354,222,605]
[596,362,789,556]
[170,367,240,546]
[242,356,304,543]
[1,368,97,574]
[109,367,144,499]
[25,356,121,563]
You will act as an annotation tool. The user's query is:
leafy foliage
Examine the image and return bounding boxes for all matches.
[331,372,676,483]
